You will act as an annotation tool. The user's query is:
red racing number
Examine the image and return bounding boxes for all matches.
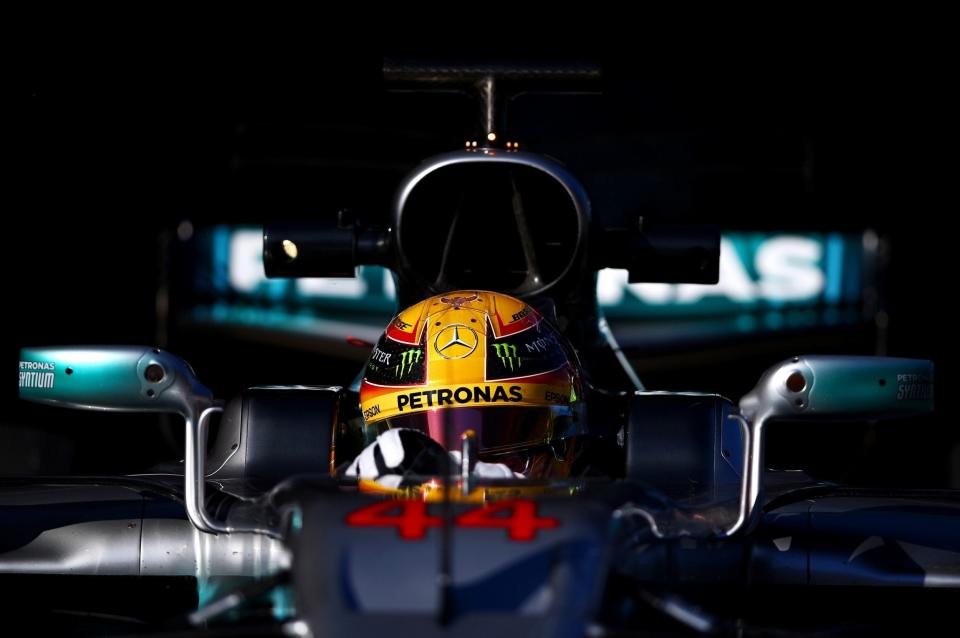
[345,500,442,540]
[454,499,560,541]
[346,498,559,541]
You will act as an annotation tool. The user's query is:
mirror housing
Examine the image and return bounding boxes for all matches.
[18,346,274,537]
[19,346,212,415]
[739,355,934,531]
[740,355,934,422]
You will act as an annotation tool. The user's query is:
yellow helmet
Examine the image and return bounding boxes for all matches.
[359,290,584,475]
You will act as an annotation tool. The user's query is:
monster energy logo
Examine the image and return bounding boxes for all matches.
[493,343,522,371]
[395,349,422,377]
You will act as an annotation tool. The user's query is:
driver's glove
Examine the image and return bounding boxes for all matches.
[344,428,520,488]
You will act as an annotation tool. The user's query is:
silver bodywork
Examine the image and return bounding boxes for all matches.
[0,485,288,577]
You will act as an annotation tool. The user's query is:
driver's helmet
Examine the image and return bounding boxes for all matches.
[359,290,585,477]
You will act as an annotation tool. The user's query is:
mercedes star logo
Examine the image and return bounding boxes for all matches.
[434,324,479,359]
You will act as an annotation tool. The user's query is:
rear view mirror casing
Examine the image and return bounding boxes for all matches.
[739,355,934,532]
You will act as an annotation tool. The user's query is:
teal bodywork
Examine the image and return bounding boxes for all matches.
[17,346,208,415]
[802,356,934,418]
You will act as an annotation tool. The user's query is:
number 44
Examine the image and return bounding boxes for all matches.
[346,499,559,541]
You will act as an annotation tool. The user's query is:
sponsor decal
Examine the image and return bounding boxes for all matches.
[19,372,55,389]
[210,229,867,342]
[19,361,56,389]
[362,404,382,420]
[434,324,478,360]
[896,373,933,400]
[440,294,478,309]
[395,349,422,377]
[511,306,531,322]
[524,335,559,354]
[544,390,569,404]
[493,343,522,370]
[20,361,55,371]
[396,385,523,412]
[370,346,391,365]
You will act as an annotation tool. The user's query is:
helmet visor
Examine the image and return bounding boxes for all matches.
[379,405,577,455]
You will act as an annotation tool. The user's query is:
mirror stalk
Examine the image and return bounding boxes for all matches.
[739,355,934,532]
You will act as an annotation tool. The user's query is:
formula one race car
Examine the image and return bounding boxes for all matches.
[4,63,953,637]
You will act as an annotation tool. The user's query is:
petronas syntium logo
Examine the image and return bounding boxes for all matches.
[395,349,422,377]
[493,343,522,371]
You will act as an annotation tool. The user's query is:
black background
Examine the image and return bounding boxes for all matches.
[7,37,954,485]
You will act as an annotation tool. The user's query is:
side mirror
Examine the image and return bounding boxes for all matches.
[739,355,934,531]
[740,355,934,422]
[18,346,272,537]
[19,346,212,415]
